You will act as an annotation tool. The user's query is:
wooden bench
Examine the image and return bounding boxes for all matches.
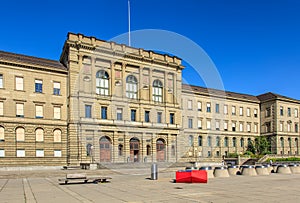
[58,173,112,184]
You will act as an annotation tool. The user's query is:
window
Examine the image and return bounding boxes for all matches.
[131,109,136,121]
[266,107,271,117]
[266,122,271,133]
[188,118,193,128]
[0,126,4,141]
[224,137,228,147]
[187,100,192,110]
[35,128,44,142]
[247,138,252,146]
[17,149,25,157]
[197,101,202,111]
[254,123,258,133]
[16,103,24,117]
[85,105,92,118]
[0,101,3,116]
[101,107,107,119]
[288,108,291,117]
[247,123,251,132]
[240,138,244,147]
[188,135,194,146]
[96,70,109,95]
[232,122,236,132]
[224,105,228,115]
[152,80,163,102]
[239,107,243,116]
[198,136,202,146]
[280,106,284,116]
[239,123,243,132]
[206,120,211,130]
[170,113,175,124]
[232,106,236,115]
[287,123,291,132]
[54,150,62,157]
[0,149,4,157]
[295,123,299,133]
[36,150,44,157]
[216,120,220,130]
[54,129,62,142]
[254,109,258,117]
[35,79,43,93]
[197,119,202,129]
[86,144,92,156]
[216,136,220,147]
[35,105,43,118]
[117,108,123,120]
[53,82,61,95]
[280,137,284,148]
[147,145,151,156]
[207,151,211,157]
[118,144,123,156]
[216,104,219,113]
[157,112,162,123]
[145,111,150,122]
[280,122,284,132]
[15,76,24,91]
[295,109,298,118]
[16,127,25,141]
[224,121,228,131]
[126,75,138,99]
[207,136,212,147]
[247,108,250,117]
[54,107,61,119]
[206,103,211,112]
[233,137,236,147]
[0,74,3,88]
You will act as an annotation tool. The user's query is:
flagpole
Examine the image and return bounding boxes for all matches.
[128,0,131,46]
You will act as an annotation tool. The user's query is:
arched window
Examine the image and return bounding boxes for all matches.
[280,137,284,148]
[96,70,109,95]
[86,143,92,156]
[224,137,228,147]
[16,127,25,141]
[0,126,4,141]
[54,129,62,142]
[240,138,244,147]
[118,144,123,156]
[216,136,220,147]
[198,136,202,146]
[35,128,44,142]
[126,75,138,99]
[207,136,212,147]
[233,137,236,147]
[247,138,251,146]
[288,137,291,147]
[188,135,194,147]
[152,80,163,102]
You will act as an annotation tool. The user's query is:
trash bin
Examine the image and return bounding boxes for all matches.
[151,163,158,180]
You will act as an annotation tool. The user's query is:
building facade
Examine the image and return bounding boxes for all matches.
[0,33,299,166]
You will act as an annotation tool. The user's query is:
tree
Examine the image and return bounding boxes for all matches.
[254,137,270,155]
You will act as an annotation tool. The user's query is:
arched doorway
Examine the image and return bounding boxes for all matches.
[156,139,166,162]
[99,136,111,162]
[130,138,140,162]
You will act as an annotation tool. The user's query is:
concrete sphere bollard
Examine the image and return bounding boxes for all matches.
[288,164,300,174]
[241,165,257,176]
[214,166,230,178]
[199,166,214,179]
[276,164,292,174]
[228,165,240,176]
[255,165,270,175]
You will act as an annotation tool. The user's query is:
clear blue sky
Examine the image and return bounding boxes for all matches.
[1,0,299,99]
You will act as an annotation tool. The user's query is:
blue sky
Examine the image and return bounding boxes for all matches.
[1,0,299,99]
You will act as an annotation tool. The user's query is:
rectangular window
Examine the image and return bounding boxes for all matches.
[0,149,4,157]
[239,107,243,116]
[36,150,44,157]
[35,105,43,118]
[35,79,43,93]
[206,103,211,113]
[54,150,62,157]
[216,104,219,113]
[117,108,123,120]
[54,107,61,119]
[232,106,236,115]
[170,113,175,124]
[295,109,298,118]
[197,101,202,111]
[85,105,92,118]
[0,74,3,88]
[295,123,299,133]
[101,107,107,119]
[239,123,243,132]
[131,109,136,121]
[266,122,271,133]
[280,106,284,116]
[247,108,250,117]
[15,76,24,91]
[288,108,291,117]
[53,82,61,95]
[197,119,202,129]
[224,105,228,115]
[0,101,3,116]
[188,118,193,128]
[215,120,220,130]
[187,100,192,110]
[17,149,25,157]
[232,122,236,131]
[224,121,228,131]
[280,122,284,132]
[254,109,258,118]
[157,112,162,123]
[247,123,251,132]
[266,107,271,117]
[0,127,4,141]
[254,123,258,133]
[287,123,291,132]
[206,120,211,130]
[16,103,24,117]
[145,111,150,122]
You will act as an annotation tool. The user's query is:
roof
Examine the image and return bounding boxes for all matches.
[257,92,300,103]
[0,50,67,71]
[182,84,260,102]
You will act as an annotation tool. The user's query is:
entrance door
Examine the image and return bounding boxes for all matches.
[130,138,140,162]
[99,136,111,162]
[156,139,166,162]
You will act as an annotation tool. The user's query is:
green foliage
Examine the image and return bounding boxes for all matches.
[243,151,254,156]
[227,153,239,158]
[246,137,271,155]
[266,157,300,162]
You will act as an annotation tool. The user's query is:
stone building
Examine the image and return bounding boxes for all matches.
[0,32,299,166]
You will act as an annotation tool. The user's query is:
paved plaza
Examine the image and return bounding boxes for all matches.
[1,168,300,203]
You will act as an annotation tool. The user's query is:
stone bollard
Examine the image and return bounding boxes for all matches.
[276,164,292,174]
[228,165,240,176]
[288,164,300,174]
[241,165,257,176]
[255,165,269,175]
[199,166,214,179]
[263,164,274,173]
[214,166,230,178]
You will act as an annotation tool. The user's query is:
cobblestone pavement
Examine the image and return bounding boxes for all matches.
[1,168,300,203]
